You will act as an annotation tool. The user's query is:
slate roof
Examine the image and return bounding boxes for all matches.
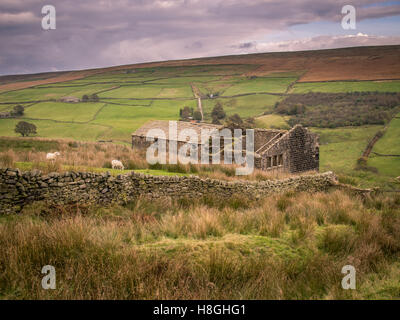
[132,120,223,143]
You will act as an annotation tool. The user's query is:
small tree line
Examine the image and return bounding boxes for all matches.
[0,105,25,118]
[179,101,254,130]
[82,94,99,102]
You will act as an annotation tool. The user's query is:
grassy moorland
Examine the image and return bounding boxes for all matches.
[0,137,296,181]
[0,190,399,299]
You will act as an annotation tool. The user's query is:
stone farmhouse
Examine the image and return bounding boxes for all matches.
[132,120,319,173]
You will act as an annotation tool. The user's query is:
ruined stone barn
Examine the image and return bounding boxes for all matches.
[253,124,319,173]
[131,120,223,151]
[132,120,319,173]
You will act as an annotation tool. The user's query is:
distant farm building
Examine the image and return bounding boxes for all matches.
[59,96,80,103]
[132,120,319,173]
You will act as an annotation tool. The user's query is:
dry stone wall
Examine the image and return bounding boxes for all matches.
[0,168,337,214]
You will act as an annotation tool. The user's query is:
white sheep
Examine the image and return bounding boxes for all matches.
[46,152,60,161]
[111,159,124,170]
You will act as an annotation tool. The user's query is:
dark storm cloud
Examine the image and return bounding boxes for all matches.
[0,0,399,75]
[237,42,255,49]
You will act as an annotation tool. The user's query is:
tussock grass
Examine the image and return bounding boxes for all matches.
[0,136,147,171]
[0,149,15,168]
[1,190,399,299]
[0,136,300,181]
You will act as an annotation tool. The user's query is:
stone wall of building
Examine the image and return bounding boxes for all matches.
[0,168,336,214]
[259,125,319,173]
[287,125,319,173]
[132,124,319,174]
[132,135,152,150]
[253,129,285,151]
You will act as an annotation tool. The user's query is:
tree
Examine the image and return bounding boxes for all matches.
[212,115,221,125]
[244,117,256,129]
[225,114,255,131]
[225,113,244,130]
[11,105,24,117]
[82,94,89,102]
[229,113,243,125]
[90,94,99,102]
[181,106,192,120]
[15,121,37,137]
[211,102,226,120]
[193,111,202,121]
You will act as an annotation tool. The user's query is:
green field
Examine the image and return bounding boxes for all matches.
[309,125,400,188]
[0,87,79,102]
[149,76,221,84]
[23,102,105,122]
[293,80,400,93]
[156,85,194,98]
[91,99,197,140]
[0,118,109,141]
[312,125,381,171]
[98,98,153,106]
[223,77,296,95]
[368,115,400,177]
[203,94,281,119]
[0,103,29,112]
[0,84,116,102]
[255,114,290,129]
[98,85,163,99]
[0,65,290,142]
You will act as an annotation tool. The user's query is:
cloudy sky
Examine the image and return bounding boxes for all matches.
[0,0,400,75]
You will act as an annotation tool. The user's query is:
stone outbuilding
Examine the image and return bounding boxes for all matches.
[132,120,319,174]
[59,96,80,103]
[253,125,319,173]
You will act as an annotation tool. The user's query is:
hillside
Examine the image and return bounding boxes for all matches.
[1,45,400,92]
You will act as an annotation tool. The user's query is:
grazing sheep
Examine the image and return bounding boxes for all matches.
[111,160,124,170]
[46,152,60,161]
[396,176,400,181]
